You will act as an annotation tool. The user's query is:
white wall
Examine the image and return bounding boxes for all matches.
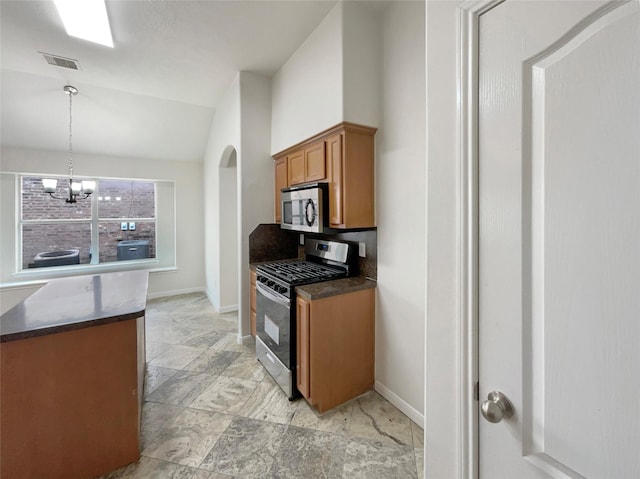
[342,1,381,128]
[0,147,205,299]
[269,0,425,424]
[270,3,343,153]
[219,149,238,311]
[238,72,274,338]
[270,2,381,153]
[425,1,463,478]
[203,75,241,311]
[0,170,44,313]
[0,172,18,285]
[1,70,214,163]
[202,71,273,336]
[0,284,44,315]
[376,0,426,423]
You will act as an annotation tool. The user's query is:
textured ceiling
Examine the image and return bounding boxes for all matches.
[0,0,337,162]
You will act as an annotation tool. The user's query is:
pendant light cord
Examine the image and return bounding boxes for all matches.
[68,88,73,179]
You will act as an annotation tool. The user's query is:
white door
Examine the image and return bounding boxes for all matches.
[479,1,640,477]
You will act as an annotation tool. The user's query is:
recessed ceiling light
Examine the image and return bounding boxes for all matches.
[53,0,114,48]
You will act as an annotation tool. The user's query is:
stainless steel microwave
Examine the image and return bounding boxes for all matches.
[280,183,327,233]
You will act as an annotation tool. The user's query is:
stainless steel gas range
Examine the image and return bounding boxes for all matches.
[255,238,356,399]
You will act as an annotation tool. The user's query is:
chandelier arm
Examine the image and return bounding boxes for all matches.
[47,191,91,202]
[47,192,68,200]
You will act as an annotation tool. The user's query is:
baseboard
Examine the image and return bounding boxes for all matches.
[218,304,238,313]
[239,334,255,345]
[205,289,218,310]
[203,289,238,314]
[147,286,204,300]
[375,380,424,429]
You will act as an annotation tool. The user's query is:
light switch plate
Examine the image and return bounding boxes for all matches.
[128,222,136,231]
[359,242,366,258]
[121,222,128,231]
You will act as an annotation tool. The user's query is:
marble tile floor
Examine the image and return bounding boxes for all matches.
[99,293,424,479]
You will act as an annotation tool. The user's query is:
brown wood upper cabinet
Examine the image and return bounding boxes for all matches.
[287,141,326,186]
[287,149,305,185]
[273,122,376,228]
[274,157,288,223]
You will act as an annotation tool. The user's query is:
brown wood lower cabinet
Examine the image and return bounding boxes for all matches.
[250,269,257,337]
[296,287,375,413]
[1,319,141,479]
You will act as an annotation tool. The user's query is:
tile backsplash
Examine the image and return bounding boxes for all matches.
[298,229,377,280]
[249,224,377,280]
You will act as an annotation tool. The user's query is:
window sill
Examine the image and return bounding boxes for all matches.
[8,259,176,285]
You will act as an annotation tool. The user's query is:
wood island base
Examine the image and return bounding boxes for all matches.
[0,271,148,479]
[1,319,141,479]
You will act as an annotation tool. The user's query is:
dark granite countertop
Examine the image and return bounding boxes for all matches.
[0,271,149,343]
[295,276,376,301]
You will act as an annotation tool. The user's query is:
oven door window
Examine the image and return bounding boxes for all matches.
[255,284,292,368]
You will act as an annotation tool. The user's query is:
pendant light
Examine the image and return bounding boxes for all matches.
[42,85,95,203]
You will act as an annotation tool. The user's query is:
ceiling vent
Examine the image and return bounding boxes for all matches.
[39,52,80,70]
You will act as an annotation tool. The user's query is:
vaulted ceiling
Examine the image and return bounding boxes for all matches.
[0,0,337,162]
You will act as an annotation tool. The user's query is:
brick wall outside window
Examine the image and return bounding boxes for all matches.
[22,177,91,220]
[98,180,155,219]
[20,177,156,269]
[98,221,156,263]
[22,223,92,269]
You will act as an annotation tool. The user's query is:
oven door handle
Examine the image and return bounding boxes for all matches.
[256,282,291,308]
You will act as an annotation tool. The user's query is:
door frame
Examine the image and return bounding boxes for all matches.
[456,2,504,479]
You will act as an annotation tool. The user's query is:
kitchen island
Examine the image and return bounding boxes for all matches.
[0,271,148,479]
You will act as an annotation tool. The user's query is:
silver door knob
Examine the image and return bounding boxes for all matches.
[481,391,514,423]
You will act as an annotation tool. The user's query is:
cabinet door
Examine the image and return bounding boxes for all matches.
[305,141,326,182]
[296,297,311,400]
[250,270,257,337]
[326,133,344,226]
[305,288,375,413]
[288,150,305,186]
[274,157,288,223]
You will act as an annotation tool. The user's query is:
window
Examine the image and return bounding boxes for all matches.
[20,176,156,270]
[97,180,156,263]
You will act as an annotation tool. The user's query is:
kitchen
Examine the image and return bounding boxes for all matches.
[0,0,426,478]
[3,0,637,477]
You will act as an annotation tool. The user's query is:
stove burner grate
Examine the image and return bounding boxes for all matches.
[258,260,345,284]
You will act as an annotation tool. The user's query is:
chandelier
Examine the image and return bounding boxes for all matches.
[42,85,95,203]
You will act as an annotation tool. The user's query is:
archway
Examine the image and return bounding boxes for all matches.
[218,145,238,311]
